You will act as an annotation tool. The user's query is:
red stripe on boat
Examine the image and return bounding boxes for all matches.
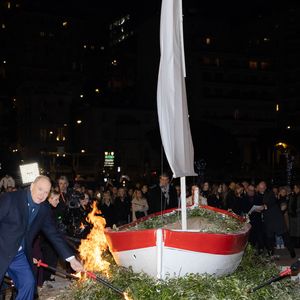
[163,227,250,255]
[105,229,157,253]
[105,206,250,255]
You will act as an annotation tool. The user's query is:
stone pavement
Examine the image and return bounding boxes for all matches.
[38,274,74,300]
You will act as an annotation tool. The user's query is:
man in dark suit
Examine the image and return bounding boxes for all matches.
[257,181,296,258]
[148,173,178,214]
[0,175,83,300]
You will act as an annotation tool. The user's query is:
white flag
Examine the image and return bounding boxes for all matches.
[157,0,196,178]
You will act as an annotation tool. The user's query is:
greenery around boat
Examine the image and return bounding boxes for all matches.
[65,246,298,300]
[116,207,245,234]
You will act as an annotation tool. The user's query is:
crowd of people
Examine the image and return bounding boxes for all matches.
[1,172,300,298]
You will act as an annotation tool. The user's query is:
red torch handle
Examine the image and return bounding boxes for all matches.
[279,267,292,277]
[37,260,49,268]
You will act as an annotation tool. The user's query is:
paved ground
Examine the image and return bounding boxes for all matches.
[38,274,73,300]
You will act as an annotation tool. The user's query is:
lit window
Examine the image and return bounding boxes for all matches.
[263,37,270,42]
[204,37,211,45]
[249,61,258,70]
[276,104,279,112]
[100,46,105,50]
[62,21,68,27]
[95,88,100,93]
[81,149,85,153]
[1,24,6,29]
[83,44,87,49]
[261,62,270,70]
[286,125,291,129]
[80,94,84,98]
[7,2,11,9]
[62,154,66,157]
[49,131,53,135]
[3,60,6,64]
[56,136,60,141]
[76,120,82,124]
[112,59,118,66]
[64,123,67,127]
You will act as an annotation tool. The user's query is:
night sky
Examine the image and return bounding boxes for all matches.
[21,0,276,23]
[1,0,299,182]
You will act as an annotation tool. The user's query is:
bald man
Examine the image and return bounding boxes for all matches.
[0,175,84,300]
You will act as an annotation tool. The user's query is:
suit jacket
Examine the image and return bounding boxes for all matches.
[148,184,178,214]
[262,190,286,236]
[0,189,73,282]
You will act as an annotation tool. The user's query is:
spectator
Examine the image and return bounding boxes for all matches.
[40,190,61,284]
[207,184,223,209]
[258,181,295,258]
[0,174,15,192]
[147,173,178,214]
[99,191,116,228]
[243,184,264,253]
[114,188,131,226]
[227,183,244,215]
[141,184,149,200]
[131,189,149,221]
[200,182,210,198]
[289,184,300,248]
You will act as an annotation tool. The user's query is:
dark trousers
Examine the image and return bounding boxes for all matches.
[7,251,35,300]
[249,220,264,250]
[41,240,58,282]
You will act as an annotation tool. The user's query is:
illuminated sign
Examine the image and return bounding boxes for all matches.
[19,162,40,184]
[104,151,115,167]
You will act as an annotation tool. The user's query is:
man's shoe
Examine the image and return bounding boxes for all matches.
[290,250,296,258]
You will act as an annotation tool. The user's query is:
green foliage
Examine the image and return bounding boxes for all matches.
[119,207,244,234]
[63,246,299,300]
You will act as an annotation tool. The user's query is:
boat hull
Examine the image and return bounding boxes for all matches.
[105,206,250,279]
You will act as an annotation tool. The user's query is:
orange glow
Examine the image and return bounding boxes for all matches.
[78,202,110,273]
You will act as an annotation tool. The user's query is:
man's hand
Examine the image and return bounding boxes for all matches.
[69,257,84,272]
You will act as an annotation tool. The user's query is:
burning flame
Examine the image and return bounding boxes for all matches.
[78,202,110,273]
[79,222,85,230]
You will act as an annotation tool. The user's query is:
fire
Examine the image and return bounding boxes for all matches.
[78,202,110,273]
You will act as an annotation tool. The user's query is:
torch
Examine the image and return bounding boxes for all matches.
[251,267,292,292]
[35,260,125,297]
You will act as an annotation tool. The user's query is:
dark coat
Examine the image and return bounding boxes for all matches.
[289,193,300,237]
[148,184,178,214]
[99,203,116,228]
[262,190,286,236]
[0,189,73,283]
[114,197,131,226]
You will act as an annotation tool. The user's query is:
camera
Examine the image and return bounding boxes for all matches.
[68,191,84,209]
